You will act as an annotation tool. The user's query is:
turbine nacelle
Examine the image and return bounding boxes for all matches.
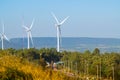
[26,28,31,32]
[1,34,4,37]
[52,12,69,27]
[0,22,9,50]
[23,26,32,32]
[0,34,9,41]
[55,24,61,28]
[23,19,34,49]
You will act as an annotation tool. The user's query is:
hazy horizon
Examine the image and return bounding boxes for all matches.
[9,36,120,40]
[3,37,120,52]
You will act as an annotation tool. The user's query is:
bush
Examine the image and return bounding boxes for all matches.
[0,68,33,80]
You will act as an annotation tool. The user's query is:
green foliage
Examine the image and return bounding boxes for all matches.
[92,48,100,55]
[61,48,120,79]
[0,48,120,79]
[40,48,61,63]
[39,58,47,70]
[22,48,40,61]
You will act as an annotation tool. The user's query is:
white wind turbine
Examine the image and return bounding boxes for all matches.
[0,23,9,50]
[52,12,69,52]
[23,19,34,49]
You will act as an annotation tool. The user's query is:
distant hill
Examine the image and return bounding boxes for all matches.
[1,37,120,52]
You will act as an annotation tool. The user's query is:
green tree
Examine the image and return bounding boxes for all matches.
[92,48,100,55]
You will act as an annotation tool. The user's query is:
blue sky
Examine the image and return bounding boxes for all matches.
[0,0,120,38]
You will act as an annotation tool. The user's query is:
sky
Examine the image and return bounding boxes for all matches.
[0,0,120,39]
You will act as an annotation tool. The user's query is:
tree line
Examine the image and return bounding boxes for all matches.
[0,48,120,79]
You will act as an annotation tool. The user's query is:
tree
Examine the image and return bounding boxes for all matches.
[92,48,100,55]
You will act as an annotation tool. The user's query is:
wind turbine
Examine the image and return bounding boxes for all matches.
[0,23,9,50]
[23,19,34,49]
[52,12,69,52]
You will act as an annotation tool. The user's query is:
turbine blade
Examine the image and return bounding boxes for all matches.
[29,32,34,47]
[51,12,59,24]
[30,19,34,29]
[4,35,9,41]
[60,16,69,25]
[23,25,29,30]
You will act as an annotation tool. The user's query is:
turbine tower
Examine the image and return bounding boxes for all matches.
[52,12,69,52]
[23,19,34,49]
[0,23,9,50]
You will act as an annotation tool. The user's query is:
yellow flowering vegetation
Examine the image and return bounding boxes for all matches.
[0,53,76,80]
